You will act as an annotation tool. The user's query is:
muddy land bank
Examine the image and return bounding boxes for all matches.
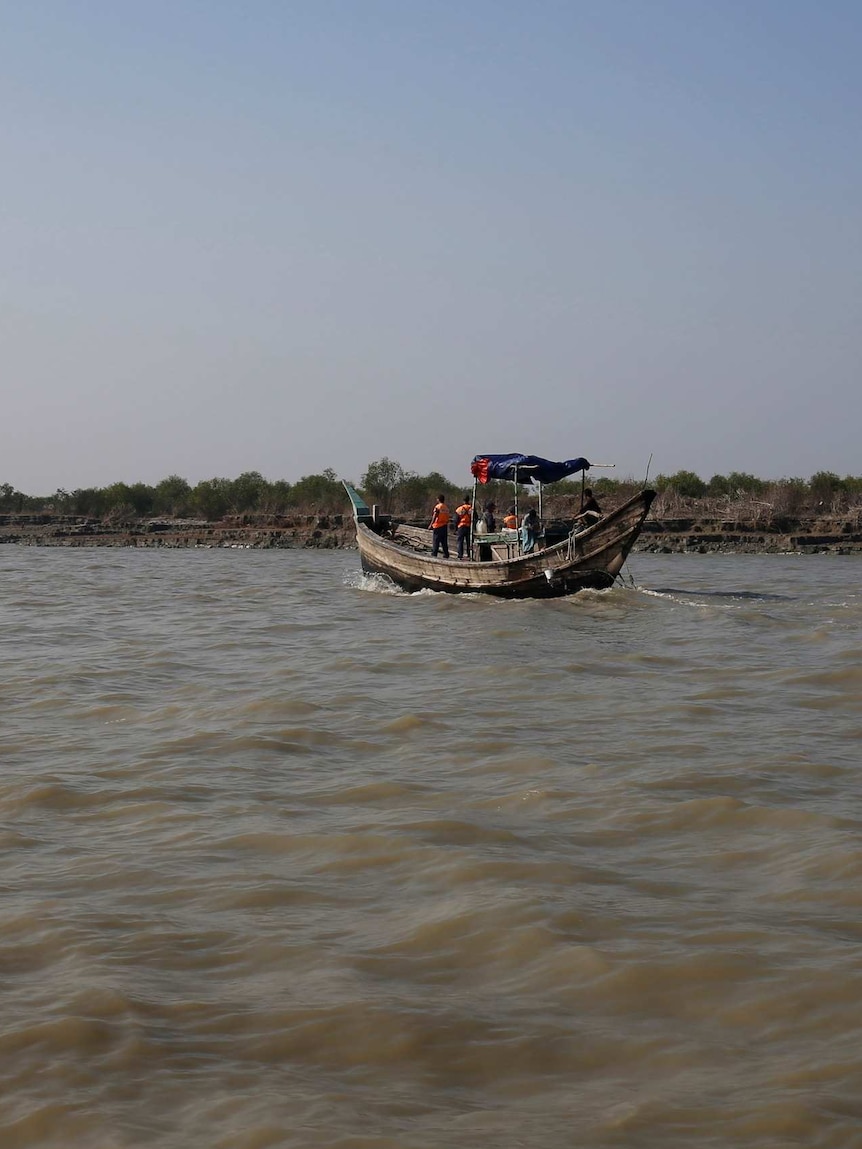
[3,510,862,554]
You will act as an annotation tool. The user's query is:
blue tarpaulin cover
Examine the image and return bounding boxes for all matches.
[471,454,590,484]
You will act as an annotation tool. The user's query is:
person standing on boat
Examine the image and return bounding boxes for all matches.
[429,494,451,559]
[574,488,602,530]
[454,494,473,560]
[477,502,496,561]
[521,506,541,553]
[503,507,518,530]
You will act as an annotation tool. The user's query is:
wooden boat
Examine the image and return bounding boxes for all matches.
[343,455,655,598]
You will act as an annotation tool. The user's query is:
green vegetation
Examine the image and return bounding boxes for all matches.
[3,464,862,522]
[651,468,862,518]
[0,471,345,520]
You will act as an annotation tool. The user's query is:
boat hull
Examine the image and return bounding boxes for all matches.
[351,489,656,598]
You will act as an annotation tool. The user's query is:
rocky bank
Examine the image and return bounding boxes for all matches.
[2,511,862,554]
[636,514,862,555]
[0,513,355,549]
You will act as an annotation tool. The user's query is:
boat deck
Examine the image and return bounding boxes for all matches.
[393,524,533,561]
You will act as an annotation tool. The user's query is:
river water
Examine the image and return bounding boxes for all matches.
[2,547,860,1148]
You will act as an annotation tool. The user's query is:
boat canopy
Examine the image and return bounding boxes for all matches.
[471,454,590,485]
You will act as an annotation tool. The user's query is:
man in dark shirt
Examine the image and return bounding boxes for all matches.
[478,502,496,561]
[574,488,601,529]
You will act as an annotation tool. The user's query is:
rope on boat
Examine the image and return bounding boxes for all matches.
[615,563,638,589]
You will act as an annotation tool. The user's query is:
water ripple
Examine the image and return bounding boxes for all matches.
[1,548,861,1146]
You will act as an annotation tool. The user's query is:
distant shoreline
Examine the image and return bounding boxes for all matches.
[0,512,355,551]
[2,512,861,554]
[636,515,862,555]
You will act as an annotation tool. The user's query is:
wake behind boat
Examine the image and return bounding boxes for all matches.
[343,453,656,598]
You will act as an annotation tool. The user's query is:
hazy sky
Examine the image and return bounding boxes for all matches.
[3,1,861,493]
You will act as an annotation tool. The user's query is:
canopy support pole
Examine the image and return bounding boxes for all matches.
[513,471,520,553]
[470,476,478,558]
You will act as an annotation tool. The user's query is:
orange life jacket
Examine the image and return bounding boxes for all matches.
[430,502,450,528]
[455,503,472,528]
[503,513,518,529]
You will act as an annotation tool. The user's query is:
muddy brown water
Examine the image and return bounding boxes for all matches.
[2,547,860,1147]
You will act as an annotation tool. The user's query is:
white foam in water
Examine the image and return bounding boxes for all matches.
[344,570,406,594]
[636,586,708,609]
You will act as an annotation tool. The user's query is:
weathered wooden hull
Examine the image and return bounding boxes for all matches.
[352,489,656,598]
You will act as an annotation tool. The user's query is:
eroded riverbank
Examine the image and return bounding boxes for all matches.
[3,511,862,554]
